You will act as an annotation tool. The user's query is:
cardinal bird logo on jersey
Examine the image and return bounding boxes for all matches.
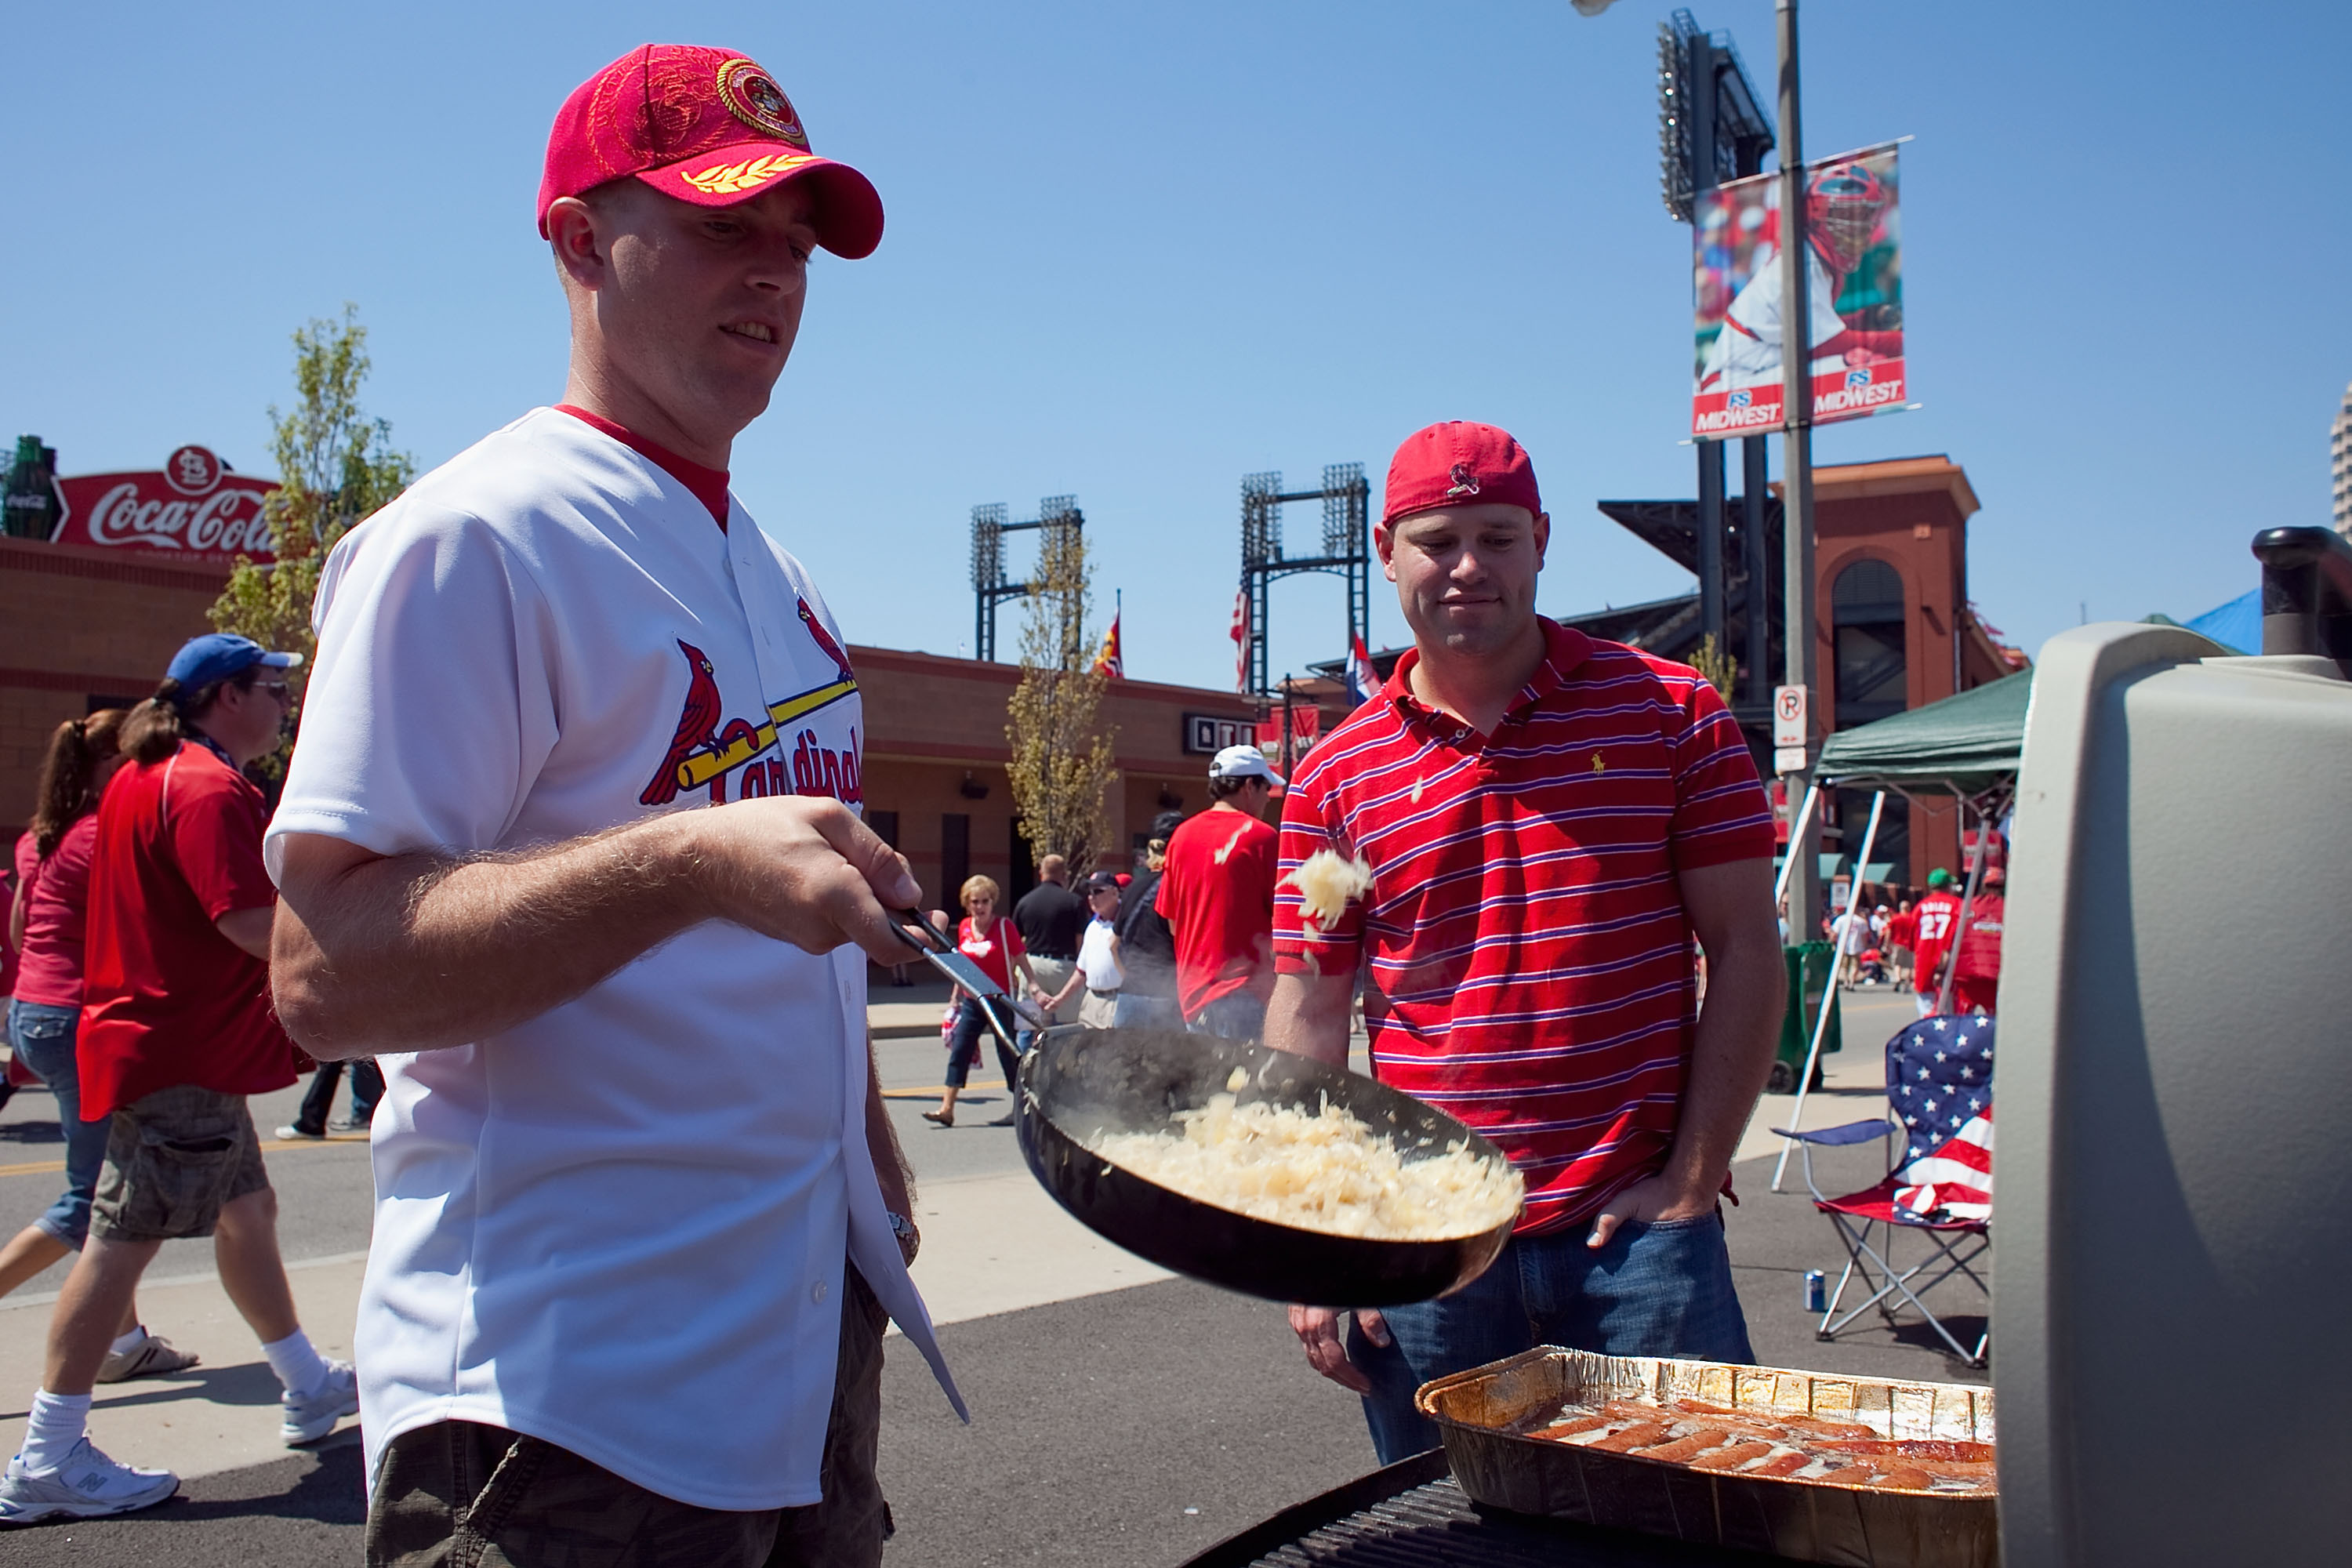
[797,598,855,683]
[640,619,866,809]
[641,640,724,805]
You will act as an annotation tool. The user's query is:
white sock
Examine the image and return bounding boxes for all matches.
[20,1389,92,1473]
[260,1329,329,1397]
[108,1326,147,1357]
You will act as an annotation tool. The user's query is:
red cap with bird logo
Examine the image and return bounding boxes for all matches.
[1380,422,1543,528]
[538,44,884,259]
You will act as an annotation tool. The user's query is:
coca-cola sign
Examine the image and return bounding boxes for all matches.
[53,445,277,566]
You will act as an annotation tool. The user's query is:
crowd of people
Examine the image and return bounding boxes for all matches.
[1815,856,2006,1019]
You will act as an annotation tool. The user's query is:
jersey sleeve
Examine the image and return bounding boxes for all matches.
[267,502,560,881]
[1003,919,1026,960]
[169,771,280,920]
[1666,675,1777,873]
[1272,765,1363,976]
[1722,254,1784,346]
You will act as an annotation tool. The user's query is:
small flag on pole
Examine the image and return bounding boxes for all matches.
[1092,593,1123,678]
[1230,578,1251,693]
[1345,633,1379,705]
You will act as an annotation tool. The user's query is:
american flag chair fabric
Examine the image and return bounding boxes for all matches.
[1773,1014,1995,1367]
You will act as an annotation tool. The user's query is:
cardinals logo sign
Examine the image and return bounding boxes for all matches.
[641,600,862,808]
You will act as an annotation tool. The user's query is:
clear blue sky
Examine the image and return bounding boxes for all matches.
[8,2,2345,689]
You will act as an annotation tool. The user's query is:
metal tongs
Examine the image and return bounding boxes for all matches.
[890,909,1046,1055]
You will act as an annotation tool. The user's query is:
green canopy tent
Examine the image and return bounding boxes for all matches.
[1814,666,2034,797]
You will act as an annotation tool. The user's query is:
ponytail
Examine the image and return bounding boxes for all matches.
[118,665,258,770]
[30,707,127,856]
[119,679,189,769]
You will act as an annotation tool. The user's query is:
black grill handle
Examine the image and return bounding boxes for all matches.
[2249,527,2352,676]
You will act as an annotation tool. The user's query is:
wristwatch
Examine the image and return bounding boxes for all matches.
[886,1210,920,1263]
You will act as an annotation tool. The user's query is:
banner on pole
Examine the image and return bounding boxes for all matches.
[1691,142,1905,441]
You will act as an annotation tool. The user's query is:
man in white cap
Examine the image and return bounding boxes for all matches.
[1154,744,1283,1039]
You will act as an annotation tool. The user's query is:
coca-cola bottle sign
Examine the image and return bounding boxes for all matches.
[51,447,278,567]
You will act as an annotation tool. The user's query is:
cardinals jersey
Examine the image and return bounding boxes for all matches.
[1911,890,1962,993]
[267,408,960,1510]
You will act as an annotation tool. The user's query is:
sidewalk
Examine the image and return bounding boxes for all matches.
[0,1168,1164,1486]
[871,978,954,1039]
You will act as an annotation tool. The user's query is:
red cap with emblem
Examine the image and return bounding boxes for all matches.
[1380,422,1543,528]
[537,44,884,260]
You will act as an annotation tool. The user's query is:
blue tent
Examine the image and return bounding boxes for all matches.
[2183,589,2259,656]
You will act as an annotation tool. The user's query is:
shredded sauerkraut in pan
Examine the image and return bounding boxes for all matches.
[1283,848,1375,933]
[1084,1093,1523,1240]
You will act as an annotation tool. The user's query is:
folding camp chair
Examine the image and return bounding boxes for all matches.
[1775,1014,1994,1367]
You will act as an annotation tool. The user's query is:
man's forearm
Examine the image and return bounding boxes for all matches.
[867,1040,913,1218]
[1264,970,1354,1068]
[272,815,711,1058]
[1663,927,1784,1196]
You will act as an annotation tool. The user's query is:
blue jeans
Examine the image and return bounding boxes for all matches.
[8,999,103,1247]
[1112,993,1183,1029]
[1186,991,1266,1040]
[945,996,1021,1091]
[1352,1210,1755,1463]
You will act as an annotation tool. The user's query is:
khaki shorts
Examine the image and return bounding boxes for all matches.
[365,1265,892,1568]
[89,1084,270,1243]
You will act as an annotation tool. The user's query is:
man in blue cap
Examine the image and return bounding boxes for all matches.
[1,633,358,1523]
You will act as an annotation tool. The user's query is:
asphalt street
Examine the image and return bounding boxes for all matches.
[0,985,1985,1564]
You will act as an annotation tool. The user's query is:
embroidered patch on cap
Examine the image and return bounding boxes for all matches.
[716,59,809,147]
[1445,463,1481,498]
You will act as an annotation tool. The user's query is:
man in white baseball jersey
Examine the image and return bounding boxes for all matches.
[264,45,960,1566]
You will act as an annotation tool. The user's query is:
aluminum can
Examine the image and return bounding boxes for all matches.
[1803,1269,1828,1312]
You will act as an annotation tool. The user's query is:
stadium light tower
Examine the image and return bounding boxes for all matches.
[1573,0,1822,935]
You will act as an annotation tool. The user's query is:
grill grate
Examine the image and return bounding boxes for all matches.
[1200,1473,1786,1567]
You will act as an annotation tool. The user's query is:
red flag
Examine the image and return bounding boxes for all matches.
[1091,606,1123,678]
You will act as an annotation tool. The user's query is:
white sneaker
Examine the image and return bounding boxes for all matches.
[281,1359,359,1446]
[0,1438,180,1524]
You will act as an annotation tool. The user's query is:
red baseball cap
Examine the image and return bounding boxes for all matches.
[538,45,884,260]
[1381,422,1543,527]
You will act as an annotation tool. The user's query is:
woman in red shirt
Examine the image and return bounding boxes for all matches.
[0,712,188,1373]
[923,876,1043,1129]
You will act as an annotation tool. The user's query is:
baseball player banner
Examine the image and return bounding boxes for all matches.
[1692,142,1905,441]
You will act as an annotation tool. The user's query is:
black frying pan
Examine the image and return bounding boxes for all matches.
[1015,1027,1517,1308]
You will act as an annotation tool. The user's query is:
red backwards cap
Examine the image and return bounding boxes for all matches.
[1381,422,1542,527]
[538,45,884,260]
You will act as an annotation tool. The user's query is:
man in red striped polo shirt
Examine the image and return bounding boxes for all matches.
[1268,422,1787,1462]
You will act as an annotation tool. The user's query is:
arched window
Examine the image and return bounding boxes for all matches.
[1833,558,1907,727]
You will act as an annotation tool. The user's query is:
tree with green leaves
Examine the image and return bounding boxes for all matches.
[210,305,414,773]
[1688,631,1738,701]
[1003,518,1118,873]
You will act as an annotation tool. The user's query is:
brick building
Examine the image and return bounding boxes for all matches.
[0,536,228,817]
[0,537,1255,915]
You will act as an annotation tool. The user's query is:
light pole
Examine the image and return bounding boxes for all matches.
[1771,0,1821,942]
[1576,0,1821,934]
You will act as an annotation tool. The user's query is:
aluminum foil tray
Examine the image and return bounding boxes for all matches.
[1416,1347,1997,1568]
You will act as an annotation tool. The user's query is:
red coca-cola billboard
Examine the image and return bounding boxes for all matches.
[53,445,277,566]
